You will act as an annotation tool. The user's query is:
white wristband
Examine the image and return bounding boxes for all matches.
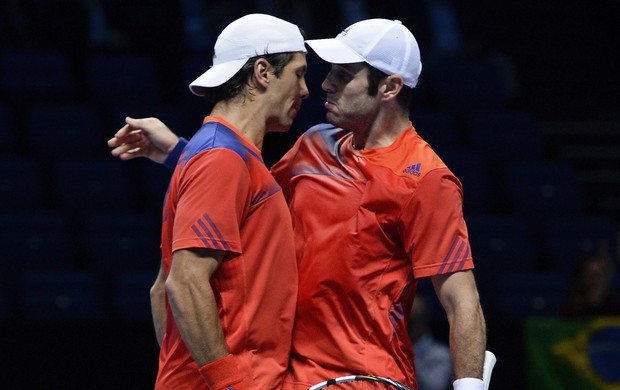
[453,378,484,390]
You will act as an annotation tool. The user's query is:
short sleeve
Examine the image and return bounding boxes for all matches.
[401,168,474,278]
[172,149,251,254]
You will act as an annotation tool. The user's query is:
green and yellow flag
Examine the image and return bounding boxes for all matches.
[526,317,620,389]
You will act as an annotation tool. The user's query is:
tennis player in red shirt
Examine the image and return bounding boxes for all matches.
[110,13,309,389]
[109,17,488,390]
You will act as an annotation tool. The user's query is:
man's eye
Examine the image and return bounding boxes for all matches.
[330,71,349,83]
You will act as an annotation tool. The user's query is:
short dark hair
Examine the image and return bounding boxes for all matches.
[365,64,413,111]
[201,52,297,103]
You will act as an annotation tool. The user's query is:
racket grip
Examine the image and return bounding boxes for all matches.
[482,351,497,390]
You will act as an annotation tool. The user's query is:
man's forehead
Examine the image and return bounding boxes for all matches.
[332,62,366,74]
[287,52,308,68]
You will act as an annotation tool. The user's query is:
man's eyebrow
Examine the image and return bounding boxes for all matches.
[339,63,365,75]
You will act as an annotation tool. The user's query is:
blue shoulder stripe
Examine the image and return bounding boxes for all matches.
[181,121,262,165]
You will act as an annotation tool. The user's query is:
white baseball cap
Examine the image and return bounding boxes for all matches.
[305,19,422,88]
[190,13,306,95]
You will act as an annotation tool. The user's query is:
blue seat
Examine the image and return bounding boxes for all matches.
[177,57,216,143]
[110,104,193,141]
[0,156,45,210]
[495,273,567,321]
[411,107,460,152]
[19,270,104,323]
[415,278,446,321]
[0,290,11,322]
[0,211,75,273]
[0,104,18,153]
[504,161,583,219]
[466,110,542,164]
[466,213,539,304]
[135,160,173,212]
[0,211,76,308]
[179,55,214,116]
[0,49,76,103]
[543,215,618,273]
[25,103,106,161]
[113,270,158,323]
[428,58,508,110]
[441,148,490,213]
[85,53,161,108]
[53,158,138,212]
[466,110,543,209]
[83,212,161,273]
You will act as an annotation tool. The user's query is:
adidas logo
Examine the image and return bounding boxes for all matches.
[403,163,422,176]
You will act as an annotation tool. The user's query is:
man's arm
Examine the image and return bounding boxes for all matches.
[431,270,486,388]
[108,117,181,163]
[167,248,248,389]
[166,247,229,365]
[150,260,167,346]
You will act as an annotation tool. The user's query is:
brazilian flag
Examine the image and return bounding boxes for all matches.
[526,317,620,389]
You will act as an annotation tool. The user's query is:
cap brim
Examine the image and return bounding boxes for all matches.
[305,38,365,64]
[189,58,248,96]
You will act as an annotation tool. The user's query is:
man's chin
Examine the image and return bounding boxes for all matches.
[325,114,342,128]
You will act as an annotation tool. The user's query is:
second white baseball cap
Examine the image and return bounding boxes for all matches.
[305,19,422,88]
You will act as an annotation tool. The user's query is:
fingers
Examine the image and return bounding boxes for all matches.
[125,116,160,135]
[108,121,147,160]
[110,141,141,159]
[125,116,142,125]
[110,130,142,145]
[109,116,173,162]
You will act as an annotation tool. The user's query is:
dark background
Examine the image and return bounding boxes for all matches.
[1,1,618,389]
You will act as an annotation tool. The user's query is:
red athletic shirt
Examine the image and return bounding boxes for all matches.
[271,123,474,389]
[155,117,298,389]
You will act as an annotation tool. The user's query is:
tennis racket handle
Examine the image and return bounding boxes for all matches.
[482,350,497,390]
[452,350,496,390]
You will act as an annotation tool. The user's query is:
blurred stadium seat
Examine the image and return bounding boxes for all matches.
[135,160,173,212]
[85,53,161,108]
[466,212,539,310]
[25,103,106,161]
[543,215,618,273]
[0,211,75,273]
[109,103,194,142]
[441,148,490,213]
[0,49,76,103]
[0,156,45,210]
[0,103,17,153]
[52,158,139,213]
[466,110,542,163]
[411,107,460,152]
[113,270,158,323]
[83,211,160,273]
[504,161,583,220]
[428,58,508,110]
[19,270,104,323]
[495,273,567,321]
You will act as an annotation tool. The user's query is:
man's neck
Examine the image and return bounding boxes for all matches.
[351,112,410,151]
[211,100,267,150]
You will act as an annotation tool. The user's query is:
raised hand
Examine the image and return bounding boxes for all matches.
[108,116,180,164]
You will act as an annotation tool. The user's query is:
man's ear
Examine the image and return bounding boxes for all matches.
[382,75,404,100]
[253,58,271,89]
